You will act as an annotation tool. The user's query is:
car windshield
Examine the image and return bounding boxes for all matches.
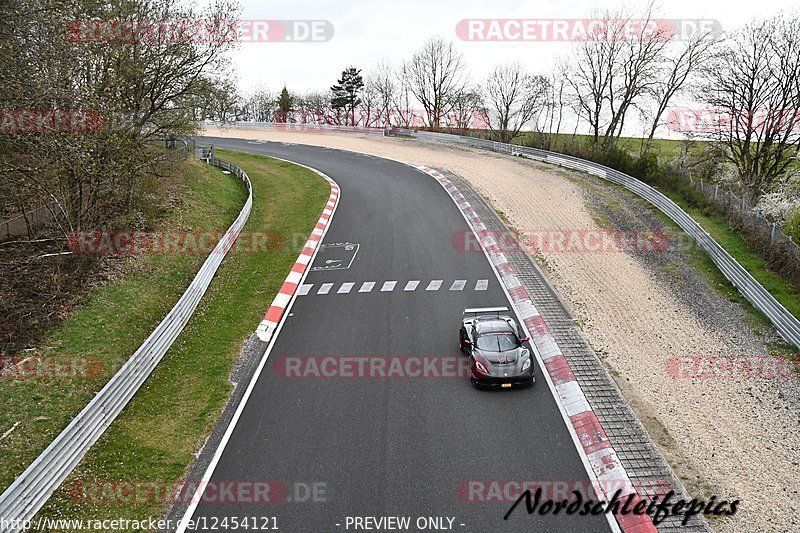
[475,333,519,352]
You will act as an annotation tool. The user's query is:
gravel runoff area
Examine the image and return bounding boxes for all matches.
[203,126,800,532]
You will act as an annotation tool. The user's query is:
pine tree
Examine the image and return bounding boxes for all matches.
[330,67,364,126]
[275,86,294,123]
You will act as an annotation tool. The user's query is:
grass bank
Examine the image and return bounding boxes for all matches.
[1,150,329,527]
[655,180,800,329]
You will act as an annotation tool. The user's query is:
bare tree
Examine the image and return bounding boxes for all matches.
[566,4,670,146]
[602,5,671,144]
[359,74,381,127]
[483,62,548,143]
[242,87,276,122]
[393,64,417,128]
[698,14,800,201]
[297,91,333,124]
[0,0,239,233]
[540,65,569,150]
[448,88,483,131]
[642,31,716,156]
[565,9,625,144]
[367,60,397,127]
[405,37,468,129]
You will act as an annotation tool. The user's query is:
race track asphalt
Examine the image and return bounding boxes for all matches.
[183,136,612,533]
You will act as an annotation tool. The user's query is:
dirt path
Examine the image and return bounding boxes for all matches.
[205,126,800,532]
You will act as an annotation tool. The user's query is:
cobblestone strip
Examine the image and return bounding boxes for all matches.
[443,169,708,532]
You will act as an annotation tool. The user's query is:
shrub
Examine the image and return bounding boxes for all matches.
[784,207,800,243]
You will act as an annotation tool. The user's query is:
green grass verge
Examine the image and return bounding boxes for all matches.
[0,156,243,491]
[654,182,800,334]
[1,150,328,528]
[513,131,691,161]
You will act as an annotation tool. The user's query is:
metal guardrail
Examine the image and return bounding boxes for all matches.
[206,120,386,136]
[395,129,800,350]
[0,151,252,530]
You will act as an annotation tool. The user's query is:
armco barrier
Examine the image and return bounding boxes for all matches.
[206,120,386,136]
[0,153,252,531]
[395,129,800,351]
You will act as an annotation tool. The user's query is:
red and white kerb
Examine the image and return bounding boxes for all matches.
[255,172,339,342]
[416,165,657,533]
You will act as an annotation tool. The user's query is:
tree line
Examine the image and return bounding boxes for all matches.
[228,6,800,205]
[0,0,239,236]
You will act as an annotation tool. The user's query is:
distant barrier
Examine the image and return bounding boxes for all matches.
[206,120,386,136]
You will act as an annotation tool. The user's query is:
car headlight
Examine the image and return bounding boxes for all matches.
[475,361,489,374]
[522,358,531,372]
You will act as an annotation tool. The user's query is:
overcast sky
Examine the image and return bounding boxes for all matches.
[231,0,791,94]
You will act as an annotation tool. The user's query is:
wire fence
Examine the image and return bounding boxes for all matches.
[0,202,58,240]
[689,177,800,282]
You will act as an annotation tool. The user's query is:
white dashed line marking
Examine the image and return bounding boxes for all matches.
[404,280,420,291]
[359,281,375,293]
[426,280,443,291]
[299,279,489,296]
[298,284,313,296]
[450,280,466,291]
[338,282,354,294]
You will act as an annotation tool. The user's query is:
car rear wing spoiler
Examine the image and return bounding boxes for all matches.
[463,306,510,317]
